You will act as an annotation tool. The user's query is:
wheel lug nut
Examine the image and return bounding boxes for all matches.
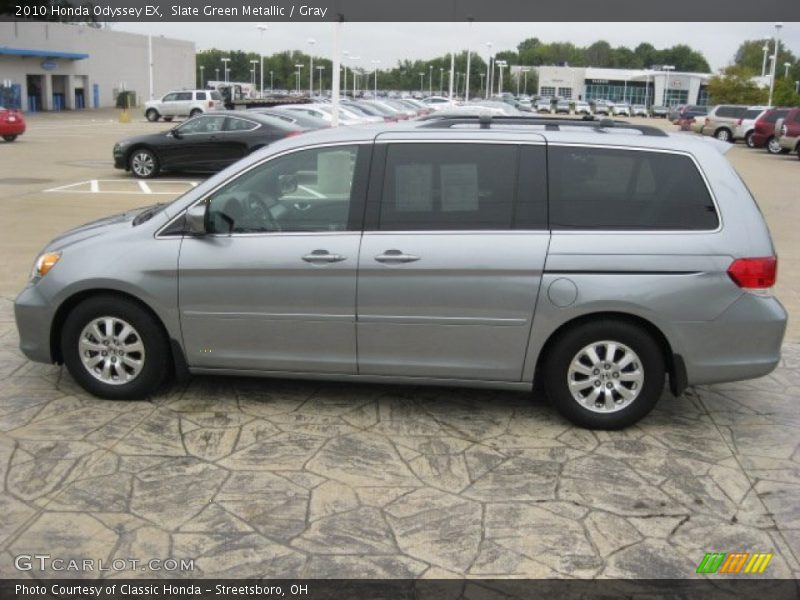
[593,369,600,375]
[606,382,613,389]
[613,372,619,378]
[101,351,107,357]
[594,380,601,387]
[604,363,611,369]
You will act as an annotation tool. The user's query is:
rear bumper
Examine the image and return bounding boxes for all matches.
[675,293,787,386]
[1,123,25,136]
[779,135,799,151]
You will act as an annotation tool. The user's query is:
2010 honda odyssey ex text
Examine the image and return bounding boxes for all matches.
[15,115,787,429]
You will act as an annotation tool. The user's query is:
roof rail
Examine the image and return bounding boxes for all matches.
[417,114,668,137]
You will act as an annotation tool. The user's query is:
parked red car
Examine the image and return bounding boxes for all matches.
[751,107,791,154]
[0,106,25,142]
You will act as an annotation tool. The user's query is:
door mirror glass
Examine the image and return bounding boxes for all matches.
[278,174,298,195]
[186,203,208,235]
[171,128,182,139]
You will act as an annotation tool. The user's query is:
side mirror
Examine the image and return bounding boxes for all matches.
[278,174,298,196]
[171,128,182,139]
[185,203,207,235]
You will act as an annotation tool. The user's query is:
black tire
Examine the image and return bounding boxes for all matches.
[2,134,18,142]
[542,319,666,430]
[128,147,160,179]
[145,109,160,122]
[766,137,786,155]
[61,295,170,400]
[745,132,755,148]
[189,108,202,117]
[715,128,732,142]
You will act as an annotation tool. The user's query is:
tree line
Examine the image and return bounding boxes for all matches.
[195,38,712,96]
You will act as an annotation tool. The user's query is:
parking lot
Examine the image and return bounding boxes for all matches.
[0,109,798,579]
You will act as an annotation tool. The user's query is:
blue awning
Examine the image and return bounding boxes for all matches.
[0,47,89,60]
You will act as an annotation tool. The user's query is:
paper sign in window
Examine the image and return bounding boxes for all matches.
[395,164,433,211]
[440,163,479,212]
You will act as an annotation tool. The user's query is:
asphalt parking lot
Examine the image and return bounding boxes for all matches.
[0,109,798,579]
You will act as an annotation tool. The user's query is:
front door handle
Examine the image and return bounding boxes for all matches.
[374,249,421,264]
[302,249,347,263]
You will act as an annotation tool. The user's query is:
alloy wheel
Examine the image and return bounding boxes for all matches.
[567,340,644,413]
[78,317,146,385]
[131,151,155,177]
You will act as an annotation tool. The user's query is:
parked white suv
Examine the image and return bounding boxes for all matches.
[144,90,224,122]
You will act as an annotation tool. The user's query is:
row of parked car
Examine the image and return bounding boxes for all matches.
[674,103,800,157]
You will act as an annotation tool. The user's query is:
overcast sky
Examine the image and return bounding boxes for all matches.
[113,22,800,71]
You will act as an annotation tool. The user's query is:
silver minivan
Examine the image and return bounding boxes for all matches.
[15,115,787,429]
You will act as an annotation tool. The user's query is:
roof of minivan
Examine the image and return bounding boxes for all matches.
[261,119,732,155]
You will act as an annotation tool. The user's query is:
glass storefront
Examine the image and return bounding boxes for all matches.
[662,89,689,106]
[584,81,649,105]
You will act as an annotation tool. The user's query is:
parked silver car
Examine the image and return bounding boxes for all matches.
[15,115,786,429]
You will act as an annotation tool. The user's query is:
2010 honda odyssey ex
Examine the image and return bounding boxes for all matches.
[15,115,787,429]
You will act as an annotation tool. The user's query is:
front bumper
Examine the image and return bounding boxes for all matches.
[14,284,56,364]
[113,145,127,170]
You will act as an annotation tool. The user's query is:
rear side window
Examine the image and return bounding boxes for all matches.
[548,147,718,230]
[716,106,746,119]
[378,143,523,231]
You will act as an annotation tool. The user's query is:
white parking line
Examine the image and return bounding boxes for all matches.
[44,179,200,195]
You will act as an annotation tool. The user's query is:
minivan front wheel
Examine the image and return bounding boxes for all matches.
[543,320,665,429]
[61,295,169,400]
[715,128,732,142]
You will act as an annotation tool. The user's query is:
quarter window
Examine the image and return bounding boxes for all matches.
[224,117,258,131]
[196,92,207,100]
[176,115,226,134]
[378,143,520,231]
[206,145,361,234]
[548,147,718,230]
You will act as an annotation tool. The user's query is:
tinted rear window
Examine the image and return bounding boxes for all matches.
[716,106,747,118]
[743,109,763,119]
[764,109,789,123]
[548,147,718,230]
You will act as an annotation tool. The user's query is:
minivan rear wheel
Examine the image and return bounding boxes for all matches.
[543,320,665,429]
[766,137,784,154]
[61,295,169,400]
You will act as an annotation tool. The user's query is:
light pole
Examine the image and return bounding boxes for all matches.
[479,73,485,96]
[372,59,380,96]
[429,65,433,97]
[465,17,473,102]
[784,62,791,78]
[215,68,219,81]
[455,72,460,97]
[256,24,268,96]
[496,60,507,94]
[307,38,316,97]
[661,65,675,106]
[270,70,273,92]
[796,80,800,94]
[350,56,360,97]
[199,65,204,88]
[317,66,325,96]
[250,59,258,88]
[485,42,493,99]
[762,43,770,77]
[439,67,444,95]
[342,50,349,97]
[295,64,303,95]
[221,58,230,83]
[522,68,530,95]
[768,23,783,108]
[419,72,425,95]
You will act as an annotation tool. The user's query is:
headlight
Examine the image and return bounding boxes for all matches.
[30,252,61,282]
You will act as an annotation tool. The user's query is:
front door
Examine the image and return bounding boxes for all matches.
[179,143,369,373]
[357,142,549,382]
[160,114,227,171]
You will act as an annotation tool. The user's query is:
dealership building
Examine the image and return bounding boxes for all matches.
[0,20,195,111]
[527,65,713,106]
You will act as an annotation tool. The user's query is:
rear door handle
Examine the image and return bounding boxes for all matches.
[302,249,347,263]
[374,249,421,263]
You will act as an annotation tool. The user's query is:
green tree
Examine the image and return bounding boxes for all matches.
[772,77,800,107]
[734,39,796,76]
[707,66,768,105]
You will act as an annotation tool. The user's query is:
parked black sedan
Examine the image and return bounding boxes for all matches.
[113,111,305,178]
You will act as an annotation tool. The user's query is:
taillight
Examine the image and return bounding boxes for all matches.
[284,130,303,138]
[208,101,213,108]
[737,118,743,125]
[727,257,777,290]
